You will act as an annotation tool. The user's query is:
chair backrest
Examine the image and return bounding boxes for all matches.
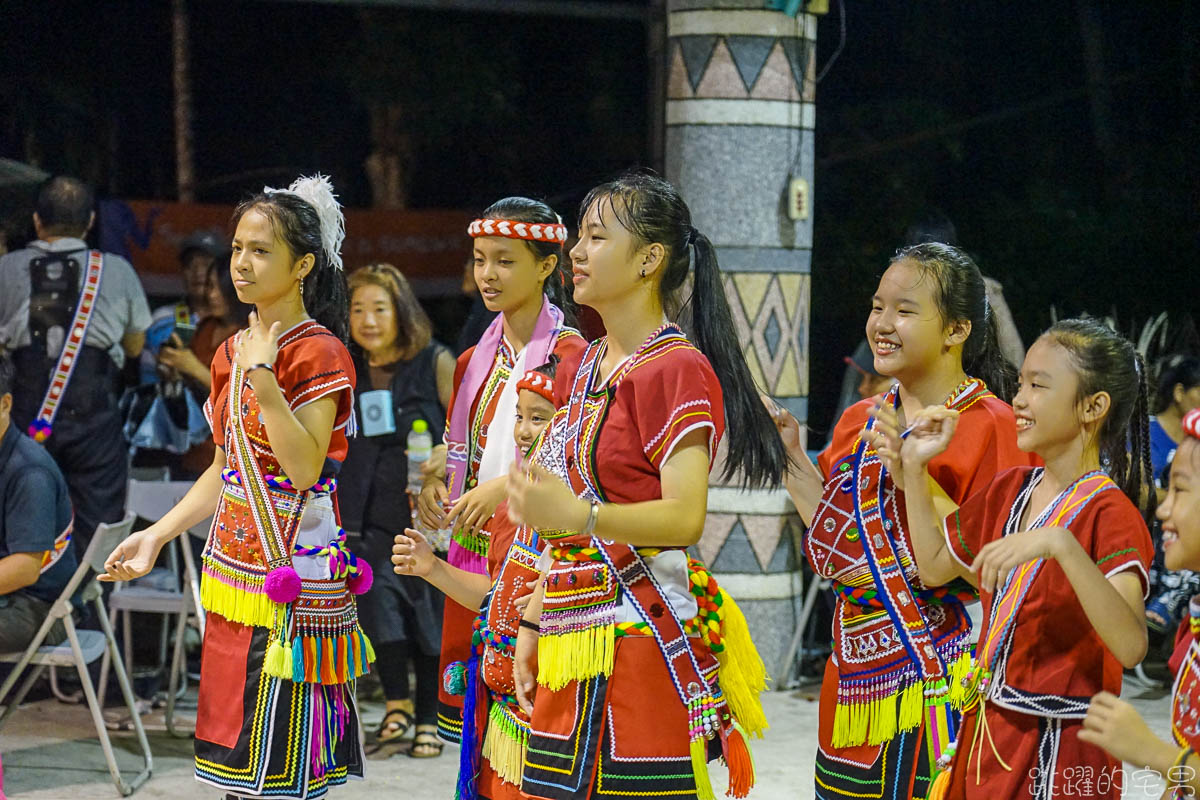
[126,479,196,523]
[83,512,138,574]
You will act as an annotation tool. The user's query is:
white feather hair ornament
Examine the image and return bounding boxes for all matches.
[264,173,346,272]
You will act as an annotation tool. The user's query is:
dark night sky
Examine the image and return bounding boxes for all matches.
[2,1,1196,433]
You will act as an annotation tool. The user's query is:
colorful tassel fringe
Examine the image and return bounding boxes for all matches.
[263,628,374,685]
[310,684,349,778]
[722,724,756,799]
[690,736,717,800]
[481,703,529,787]
[830,648,973,749]
[455,653,482,800]
[536,625,615,690]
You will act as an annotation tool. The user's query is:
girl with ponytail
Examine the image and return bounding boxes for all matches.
[895,316,1154,798]
[504,172,780,799]
[415,196,585,746]
[102,176,371,798]
[768,242,1032,799]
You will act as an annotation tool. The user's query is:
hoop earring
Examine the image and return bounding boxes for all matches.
[640,269,646,278]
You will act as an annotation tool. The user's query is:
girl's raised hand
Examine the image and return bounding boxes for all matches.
[970,526,1069,593]
[416,479,449,530]
[392,528,436,578]
[443,477,506,540]
[761,394,805,454]
[899,407,960,470]
[507,460,587,531]
[233,311,282,372]
[868,398,904,480]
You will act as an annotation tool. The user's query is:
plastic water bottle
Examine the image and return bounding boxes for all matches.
[406,419,432,496]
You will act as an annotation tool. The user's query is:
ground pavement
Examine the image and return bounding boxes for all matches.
[0,679,1175,799]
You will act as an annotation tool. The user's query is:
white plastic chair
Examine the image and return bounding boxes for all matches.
[0,512,153,796]
[98,479,209,737]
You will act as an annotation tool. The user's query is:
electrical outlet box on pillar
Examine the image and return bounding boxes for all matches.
[788,177,809,220]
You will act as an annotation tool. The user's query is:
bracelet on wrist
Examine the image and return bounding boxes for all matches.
[519,619,541,634]
[581,500,600,537]
[246,362,275,376]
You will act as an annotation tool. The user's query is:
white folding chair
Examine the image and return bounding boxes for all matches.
[0,512,153,796]
[98,479,208,737]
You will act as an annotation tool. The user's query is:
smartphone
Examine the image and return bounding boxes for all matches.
[172,322,196,347]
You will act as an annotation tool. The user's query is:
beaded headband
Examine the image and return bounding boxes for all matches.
[516,370,555,405]
[1185,408,1200,441]
[468,217,568,244]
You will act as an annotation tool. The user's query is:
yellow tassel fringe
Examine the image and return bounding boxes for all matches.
[714,589,770,738]
[690,736,717,800]
[200,571,280,629]
[831,678,933,748]
[264,638,292,677]
[537,625,615,691]
[481,704,528,786]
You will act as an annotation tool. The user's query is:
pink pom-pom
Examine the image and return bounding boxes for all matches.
[264,565,302,603]
[347,561,373,595]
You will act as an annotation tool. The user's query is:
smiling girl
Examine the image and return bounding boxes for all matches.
[769,243,1028,799]
[504,172,779,800]
[896,317,1155,799]
[1078,408,1200,798]
[418,197,585,745]
[103,176,371,799]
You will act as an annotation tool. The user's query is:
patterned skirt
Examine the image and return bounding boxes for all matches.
[194,613,364,799]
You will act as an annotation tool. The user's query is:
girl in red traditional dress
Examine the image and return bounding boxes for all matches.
[505,172,780,800]
[416,197,585,746]
[1079,407,1200,798]
[769,243,1028,800]
[895,317,1155,799]
[103,176,371,799]
[393,358,560,800]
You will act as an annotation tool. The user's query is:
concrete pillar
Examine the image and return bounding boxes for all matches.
[664,1,817,678]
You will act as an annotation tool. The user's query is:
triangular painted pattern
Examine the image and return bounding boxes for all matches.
[694,39,750,99]
[699,512,738,565]
[750,41,801,101]
[742,514,786,571]
[725,35,776,93]
[781,38,810,95]
[667,40,694,100]
[678,35,719,92]
[712,520,761,573]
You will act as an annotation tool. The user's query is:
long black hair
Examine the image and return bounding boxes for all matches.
[578,172,786,489]
[232,191,350,342]
[1153,354,1200,415]
[207,257,253,329]
[1044,317,1155,520]
[890,242,1016,402]
[480,197,575,324]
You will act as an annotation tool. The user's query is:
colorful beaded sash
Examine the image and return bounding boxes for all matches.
[808,381,991,750]
[28,250,103,442]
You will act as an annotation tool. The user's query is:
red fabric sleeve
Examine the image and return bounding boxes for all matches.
[551,339,587,410]
[818,399,872,478]
[205,334,235,449]
[943,467,1028,570]
[276,334,355,428]
[928,396,1028,505]
[1089,491,1154,598]
[442,347,475,443]
[629,345,725,470]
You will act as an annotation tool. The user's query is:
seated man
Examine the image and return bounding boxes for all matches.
[0,355,76,653]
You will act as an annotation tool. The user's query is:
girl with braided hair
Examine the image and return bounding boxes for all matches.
[769,243,1030,799]
[894,317,1156,799]
[103,176,371,798]
[415,197,585,747]
[504,172,778,800]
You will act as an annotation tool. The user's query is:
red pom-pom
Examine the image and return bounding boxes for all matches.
[264,565,301,603]
[347,561,373,595]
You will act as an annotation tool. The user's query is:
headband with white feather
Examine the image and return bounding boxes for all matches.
[264,174,346,272]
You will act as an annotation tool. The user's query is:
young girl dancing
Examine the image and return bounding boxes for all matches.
[417,197,584,745]
[505,172,777,800]
[771,243,1028,799]
[393,358,558,800]
[102,176,372,798]
[895,317,1155,799]
[1079,407,1200,798]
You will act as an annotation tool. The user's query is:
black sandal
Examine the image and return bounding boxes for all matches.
[375,708,415,744]
[409,728,444,758]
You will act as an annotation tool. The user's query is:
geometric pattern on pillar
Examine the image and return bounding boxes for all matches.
[696,511,803,573]
[724,272,810,398]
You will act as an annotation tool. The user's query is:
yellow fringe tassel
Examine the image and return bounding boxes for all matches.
[713,589,770,738]
[832,678,930,748]
[947,651,974,707]
[899,680,924,730]
[832,701,851,748]
[481,704,527,786]
[364,631,376,664]
[536,625,615,691]
[200,572,280,629]
[927,767,952,800]
[690,737,717,800]
[264,638,292,679]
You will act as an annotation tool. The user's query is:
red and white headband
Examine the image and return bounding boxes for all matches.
[1185,408,1200,441]
[516,370,555,405]
[468,218,568,244]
